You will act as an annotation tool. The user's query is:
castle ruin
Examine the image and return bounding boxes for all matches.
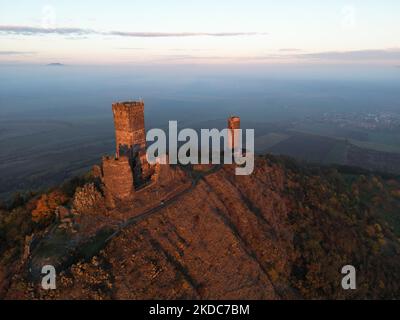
[101,101,153,201]
[100,101,243,201]
[228,116,241,150]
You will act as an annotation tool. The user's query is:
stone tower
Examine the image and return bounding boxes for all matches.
[101,100,152,201]
[101,155,134,201]
[228,116,240,150]
[112,101,146,158]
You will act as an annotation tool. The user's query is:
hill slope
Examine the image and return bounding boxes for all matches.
[1,155,400,299]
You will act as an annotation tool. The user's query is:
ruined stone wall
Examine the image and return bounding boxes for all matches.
[101,155,134,200]
[112,101,146,157]
[136,150,153,183]
[102,100,156,200]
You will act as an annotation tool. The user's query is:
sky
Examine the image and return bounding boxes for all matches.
[0,0,400,65]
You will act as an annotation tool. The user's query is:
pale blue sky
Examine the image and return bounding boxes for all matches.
[0,0,399,64]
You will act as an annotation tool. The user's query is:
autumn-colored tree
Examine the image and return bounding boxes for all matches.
[390,189,400,199]
[31,190,68,222]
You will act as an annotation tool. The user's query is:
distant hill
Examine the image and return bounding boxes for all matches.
[46,63,65,66]
[1,154,400,299]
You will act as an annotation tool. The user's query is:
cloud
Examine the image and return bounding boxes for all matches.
[279,48,302,52]
[120,49,400,64]
[240,48,400,63]
[0,25,266,38]
[0,50,36,55]
[296,49,400,61]
[0,25,92,35]
[109,31,264,37]
[180,49,400,64]
[117,47,146,50]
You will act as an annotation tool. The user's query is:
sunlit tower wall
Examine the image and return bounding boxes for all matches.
[228,116,241,150]
[112,101,146,158]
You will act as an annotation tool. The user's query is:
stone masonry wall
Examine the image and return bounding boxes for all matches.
[101,155,134,200]
[112,101,146,157]
[228,116,241,150]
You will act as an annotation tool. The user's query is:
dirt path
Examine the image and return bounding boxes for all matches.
[104,164,223,244]
[27,164,223,280]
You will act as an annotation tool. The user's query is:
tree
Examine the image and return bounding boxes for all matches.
[31,190,68,222]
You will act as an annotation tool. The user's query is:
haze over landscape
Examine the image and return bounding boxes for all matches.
[1,63,400,198]
[1,1,400,198]
[1,1,400,301]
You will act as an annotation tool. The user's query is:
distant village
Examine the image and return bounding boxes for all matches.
[319,111,400,130]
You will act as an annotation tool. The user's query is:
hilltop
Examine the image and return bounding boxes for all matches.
[1,154,400,299]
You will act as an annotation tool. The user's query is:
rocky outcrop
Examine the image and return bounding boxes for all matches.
[72,183,104,215]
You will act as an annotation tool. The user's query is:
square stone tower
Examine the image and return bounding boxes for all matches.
[112,101,146,158]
